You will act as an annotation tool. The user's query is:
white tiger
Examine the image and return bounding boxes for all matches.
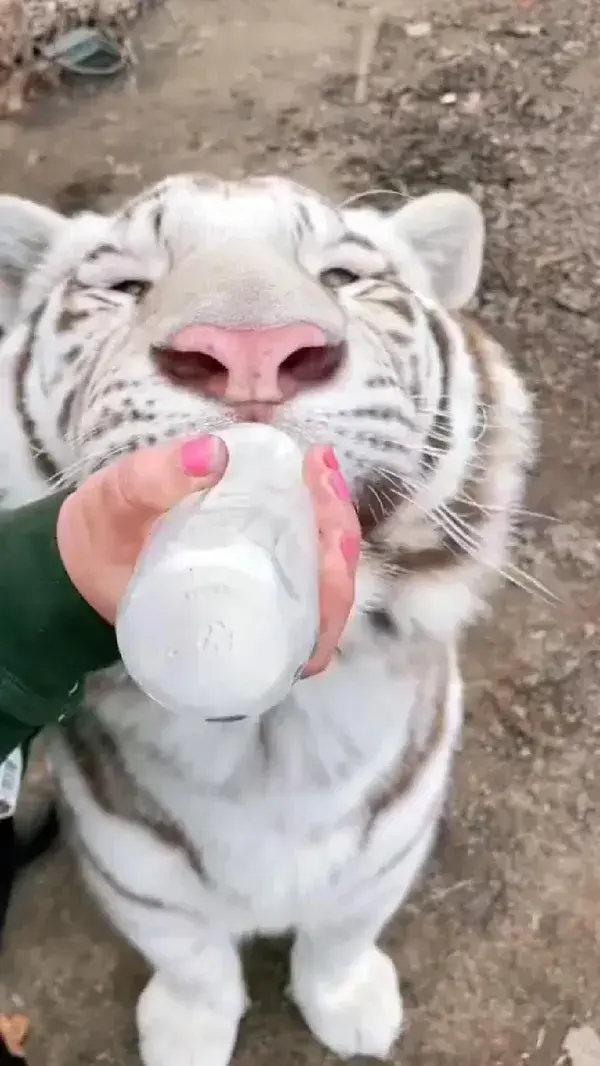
[0,175,533,1066]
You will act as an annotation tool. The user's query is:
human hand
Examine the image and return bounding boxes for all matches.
[56,436,360,676]
[56,436,228,627]
[301,446,360,676]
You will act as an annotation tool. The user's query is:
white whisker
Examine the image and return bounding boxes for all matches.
[436,501,557,603]
[372,463,555,604]
[454,490,559,525]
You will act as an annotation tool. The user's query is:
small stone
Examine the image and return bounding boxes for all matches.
[405,21,432,39]
[113,161,142,177]
[440,92,457,105]
[462,90,482,114]
[563,1026,600,1066]
[509,22,542,37]
[563,40,586,56]
[553,285,593,315]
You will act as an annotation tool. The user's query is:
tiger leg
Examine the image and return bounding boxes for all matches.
[290,811,440,1059]
[135,926,246,1066]
[81,850,247,1066]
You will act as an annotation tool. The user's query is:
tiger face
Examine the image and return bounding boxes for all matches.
[0,175,486,535]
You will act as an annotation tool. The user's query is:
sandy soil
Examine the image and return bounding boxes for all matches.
[1,0,600,1063]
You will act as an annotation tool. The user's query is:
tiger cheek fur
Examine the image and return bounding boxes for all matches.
[0,176,534,1066]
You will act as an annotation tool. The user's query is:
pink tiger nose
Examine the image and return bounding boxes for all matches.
[154,323,344,404]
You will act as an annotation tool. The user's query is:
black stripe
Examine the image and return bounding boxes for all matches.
[77,837,168,911]
[61,715,208,883]
[57,387,77,438]
[421,307,452,476]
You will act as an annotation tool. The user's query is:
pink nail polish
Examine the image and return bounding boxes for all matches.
[180,436,215,476]
[322,446,339,472]
[330,469,351,502]
[340,532,360,566]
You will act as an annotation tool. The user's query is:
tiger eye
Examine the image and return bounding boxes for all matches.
[109,280,151,299]
[320,267,360,289]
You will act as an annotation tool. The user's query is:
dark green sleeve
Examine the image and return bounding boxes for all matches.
[0,491,120,761]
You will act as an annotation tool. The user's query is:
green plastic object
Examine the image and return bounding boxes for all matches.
[41,27,126,77]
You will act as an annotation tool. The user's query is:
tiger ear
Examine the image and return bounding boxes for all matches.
[390,191,484,309]
[0,196,65,288]
[0,196,65,323]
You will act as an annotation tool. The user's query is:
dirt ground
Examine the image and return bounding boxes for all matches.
[1,0,600,1063]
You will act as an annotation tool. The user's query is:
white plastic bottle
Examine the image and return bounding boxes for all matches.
[115,424,320,721]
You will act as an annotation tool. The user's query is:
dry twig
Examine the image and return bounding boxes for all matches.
[354,6,382,105]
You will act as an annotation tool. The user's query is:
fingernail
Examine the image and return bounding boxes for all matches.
[180,435,216,476]
[330,469,352,502]
[322,446,339,472]
[340,532,360,567]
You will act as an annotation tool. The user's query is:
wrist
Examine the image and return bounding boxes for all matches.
[0,492,119,727]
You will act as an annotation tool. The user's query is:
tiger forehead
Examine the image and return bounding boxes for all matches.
[118,173,338,219]
[82,177,380,268]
